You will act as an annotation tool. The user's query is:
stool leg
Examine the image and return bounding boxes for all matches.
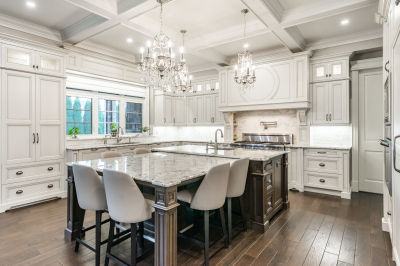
[116,222,120,234]
[74,208,86,252]
[204,210,209,266]
[227,197,232,245]
[138,222,144,249]
[105,219,115,266]
[219,207,228,248]
[131,223,137,266]
[239,195,247,232]
[95,211,102,266]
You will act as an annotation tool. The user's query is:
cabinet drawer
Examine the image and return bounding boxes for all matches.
[304,149,342,158]
[2,161,63,184]
[304,157,342,174]
[2,177,62,203]
[304,171,342,191]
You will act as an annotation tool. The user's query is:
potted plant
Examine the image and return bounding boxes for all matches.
[110,123,118,137]
[68,126,81,139]
[139,126,150,135]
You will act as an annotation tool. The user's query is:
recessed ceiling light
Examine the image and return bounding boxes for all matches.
[341,20,349,25]
[127,38,133,43]
[26,2,36,7]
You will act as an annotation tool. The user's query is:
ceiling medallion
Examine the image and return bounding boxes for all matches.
[173,30,193,98]
[234,9,256,93]
[138,0,175,91]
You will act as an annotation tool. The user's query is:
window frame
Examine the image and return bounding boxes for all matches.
[66,89,146,138]
[66,95,93,135]
[125,102,143,134]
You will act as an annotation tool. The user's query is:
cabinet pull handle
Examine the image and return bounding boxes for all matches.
[164,118,166,123]
[193,118,195,123]
[318,152,326,154]
[91,148,98,151]
[394,135,400,173]
[385,61,390,73]
[174,118,175,123]
[37,133,39,143]
[48,167,53,171]
[33,65,35,68]
[388,211,392,215]
[33,133,35,143]
[329,74,331,77]
[16,190,23,194]
[325,74,328,77]
[326,114,328,121]
[319,179,325,183]
[130,147,136,150]
[329,114,331,121]
[319,163,325,167]
[396,0,399,6]
[36,65,39,69]
[48,184,53,188]
[195,118,196,123]
[16,171,23,175]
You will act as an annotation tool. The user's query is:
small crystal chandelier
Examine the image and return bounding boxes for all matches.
[234,9,256,93]
[173,30,193,97]
[138,0,175,91]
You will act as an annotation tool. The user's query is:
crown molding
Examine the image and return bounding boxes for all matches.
[350,57,383,71]
[74,40,136,63]
[0,13,62,42]
[311,51,354,62]
[192,73,219,82]
[306,28,383,51]
[60,14,108,42]
[375,0,390,24]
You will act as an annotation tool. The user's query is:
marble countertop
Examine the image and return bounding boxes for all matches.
[286,144,352,150]
[66,152,237,187]
[152,145,288,161]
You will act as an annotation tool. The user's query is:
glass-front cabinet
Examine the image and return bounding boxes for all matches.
[36,51,64,76]
[311,59,348,82]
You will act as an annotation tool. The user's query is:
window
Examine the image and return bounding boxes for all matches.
[98,99,119,134]
[126,102,143,133]
[66,96,92,134]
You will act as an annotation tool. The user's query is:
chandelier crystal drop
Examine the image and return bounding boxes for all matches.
[173,30,193,98]
[234,9,256,93]
[138,0,176,91]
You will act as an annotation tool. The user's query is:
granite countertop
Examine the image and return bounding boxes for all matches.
[152,145,288,161]
[286,144,352,150]
[66,152,237,187]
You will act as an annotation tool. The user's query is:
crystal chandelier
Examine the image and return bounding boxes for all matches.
[173,30,193,97]
[234,9,256,93]
[138,0,175,91]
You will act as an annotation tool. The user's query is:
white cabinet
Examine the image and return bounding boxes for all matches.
[1,70,65,165]
[204,94,222,125]
[311,58,348,82]
[187,96,204,125]
[311,80,349,125]
[173,97,186,125]
[2,44,64,76]
[195,96,204,124]
[204,79,219,94]
[155,95,174,125]
[312,62,329,82]
[193,82,204,94]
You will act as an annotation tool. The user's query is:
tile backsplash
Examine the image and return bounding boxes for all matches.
[310,126,352,146]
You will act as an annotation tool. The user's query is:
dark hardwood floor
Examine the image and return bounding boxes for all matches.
[0,191,395,266]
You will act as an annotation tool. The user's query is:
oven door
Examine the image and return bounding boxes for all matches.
[380,138,392,197]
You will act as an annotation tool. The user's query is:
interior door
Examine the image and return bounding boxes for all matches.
[35,75,65,161]
[359,69,383,193]
[329,80,348,124]
[312,83,329,124]
[1,69,36,164]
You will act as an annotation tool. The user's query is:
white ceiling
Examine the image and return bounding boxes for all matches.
[278,0,320,10]
[297,4,381,42]
[0,0,92,31]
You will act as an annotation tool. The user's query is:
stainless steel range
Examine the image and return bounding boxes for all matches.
[231,133,292,150]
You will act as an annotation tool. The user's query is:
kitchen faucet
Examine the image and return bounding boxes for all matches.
[103,135,111,144]
[215,129,224,149]
[117,126,124,143]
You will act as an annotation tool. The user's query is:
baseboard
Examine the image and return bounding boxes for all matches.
[304,186,343,197]
[0,191,67,213]
[382,217,389,232]
[289,184,304,192]
[341,191,352,199]
[351,181,359,192]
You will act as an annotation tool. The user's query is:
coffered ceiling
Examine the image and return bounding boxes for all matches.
[0,0,382,71]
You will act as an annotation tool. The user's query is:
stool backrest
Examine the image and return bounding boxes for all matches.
[101,151,123,159]
[72,164,108,211]
[103,169,152,223]
[226,158,249,198]
[134,148,151,155]
[191,163,230,211]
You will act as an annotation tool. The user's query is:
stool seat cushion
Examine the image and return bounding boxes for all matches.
[177,187,198,204]
[143,193,155,212]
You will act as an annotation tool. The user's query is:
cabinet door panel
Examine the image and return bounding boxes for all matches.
[273,157,283,208]
[329,60,347,80]
[204,95,213,124]
[164,96,173,124]
[36,51,64,76]
[2,44,36,72]
[213,94,222,124]
[312,83,329,124]
[174,98,186,125]
[2,70,36,164]
[195,96,203,124]
[329,80,348,124]
[186,97,196,125]
[312,62,329,82]
[35,75,65,161]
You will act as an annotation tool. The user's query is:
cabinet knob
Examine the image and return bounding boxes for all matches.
[268,179,272,185]
[388,211,392,216]
[319,163,325,167]
[16,190,23,194]
[326,114,328,121]
[36,65,39,69]
[319,179,325,183]
[91,148,98,151]
[48,184,53,188]
[48,167,53,171]
[268,201,272,207]
[16,171,23,175]
[32,65,35,68]
[326,74,328,77]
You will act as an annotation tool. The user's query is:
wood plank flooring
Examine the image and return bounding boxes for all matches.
[0,191,394,266]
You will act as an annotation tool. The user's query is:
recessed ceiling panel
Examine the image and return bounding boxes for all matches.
[278,0,321,10]
[297,4,381,42]
[0,0,92,31]
[211,32,285,57]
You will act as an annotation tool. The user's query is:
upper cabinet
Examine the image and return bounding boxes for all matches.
[310,53,351,83]
[2,44,65,77]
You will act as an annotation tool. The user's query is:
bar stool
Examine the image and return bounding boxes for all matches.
[103,169,155,266]
[226,158,249,245]
[73,164,109,266]
[134,148,151,155]
[101,151,123,159]
[177,163,230,266]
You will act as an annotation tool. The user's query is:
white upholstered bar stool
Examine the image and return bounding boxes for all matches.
[134,148,151,155]
[177,163,230,266]
[103,169,155,266]
[101,151,123,159]
[226,158,249,245]
[73,164,109,266]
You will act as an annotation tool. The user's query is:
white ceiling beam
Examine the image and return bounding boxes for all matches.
[192,49,231,67]
[60,14,109,42]
[258,0,284,22]
[280,0,379,28]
